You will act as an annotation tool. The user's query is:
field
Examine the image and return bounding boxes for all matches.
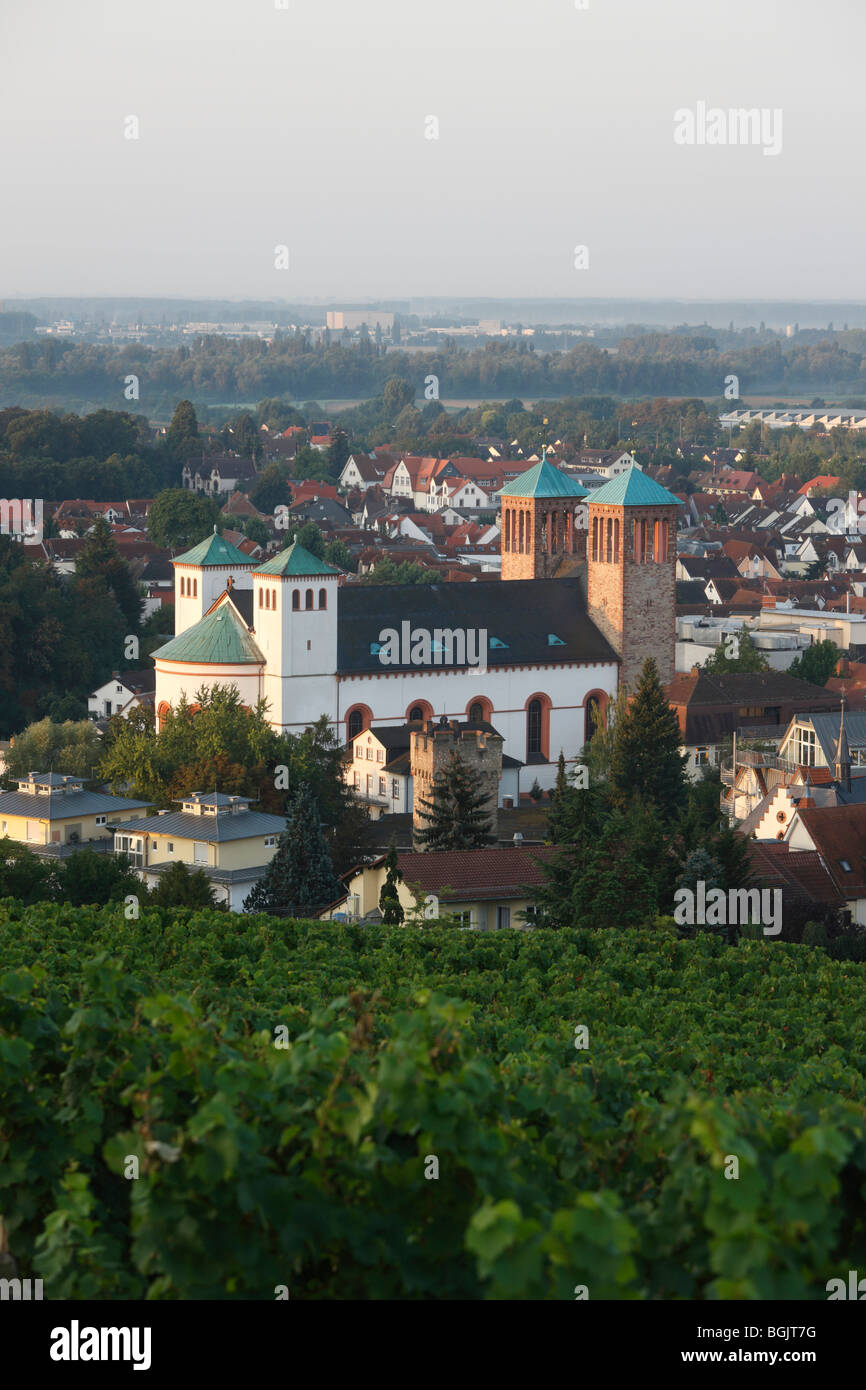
[2,900,866,1299]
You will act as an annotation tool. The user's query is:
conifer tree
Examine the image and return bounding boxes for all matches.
[414,750,494,850]
[378,843,404,924]
[609,658,687,822]
[75,515,142,630]
[245,781,342,916]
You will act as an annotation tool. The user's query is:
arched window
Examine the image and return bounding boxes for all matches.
[409,705,424,722]
[347,708,364,741]
[292,590,300,611]
[586,695,602,742]
[518,510,525,554]
[527,699,543,757]
[318,588,327,609]
[305,589,314,610]
[258,588,263,608]
[193,578,197,597]
[591,516,599,562]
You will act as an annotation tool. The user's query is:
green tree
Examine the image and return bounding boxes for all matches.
[167,400,199,455]
[4,718,103,780]
[60,850,141,907]
[702,625,769,673]
[327,427,350,474]
[245,782,342,917]
[149,860,219,908]
[378,843,404,925]
[415,751,495,850]
[147,489,220,550]
[787,639,841,687]
[290,522,325,559]
[609,658,688,822]
[75,516,142,630]
[382,377,415,418]
[324,539,352,570]
[242,517,270,549]
[0,839,58,902]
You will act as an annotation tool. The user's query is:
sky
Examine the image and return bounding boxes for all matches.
[0,0,862,302]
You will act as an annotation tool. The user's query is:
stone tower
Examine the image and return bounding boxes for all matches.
[411,716,503,848]
[499,454,588,581]
[586,465,678,688]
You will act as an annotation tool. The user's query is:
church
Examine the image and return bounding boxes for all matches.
[152,461,679,789]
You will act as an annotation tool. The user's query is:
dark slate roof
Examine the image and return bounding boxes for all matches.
[112,809,287,841]
[336,577,617,674]
[0,789,151,819]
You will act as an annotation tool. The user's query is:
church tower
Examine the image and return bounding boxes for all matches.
[254,541,341,731]
[587,465,679,687]
[499,453,588,580]
[172,527,255,635]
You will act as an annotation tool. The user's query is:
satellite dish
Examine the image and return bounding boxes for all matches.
[423,894,439,920]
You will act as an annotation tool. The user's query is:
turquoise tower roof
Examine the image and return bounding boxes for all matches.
[588,465,680,507]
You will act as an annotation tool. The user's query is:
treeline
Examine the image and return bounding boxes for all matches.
[4,330,866,409]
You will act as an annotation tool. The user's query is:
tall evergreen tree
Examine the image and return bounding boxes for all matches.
[609,658,687,823]
[149,860,218,908]
[378,843,404,924]
[414,751,494,850]
[167,399,199,455]
[75,515,142,630]
[245,781,342,916]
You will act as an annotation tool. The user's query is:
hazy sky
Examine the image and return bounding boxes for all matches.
[1,0,862,301]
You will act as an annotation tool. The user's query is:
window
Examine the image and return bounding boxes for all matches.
[264,835,276,847]
[409,705,424,721]
[292,590,300,610]
[305,589,314,610]
[469,701,483,723]
[354,772,360,789]
[841,859,853,872]
[193,578,197,597]
[453,910,472,929]
[366,748,373,760]
[378,778,386,795]
[259,589,263,608]
[496,906,511,930]
[695,747,709,766]
[391,779,399,800]
[318,588,327,609]
[527,699,542,757]
[347,708,364,740]
[95,814,107,825]
[167,842,174,853]
[376,750,384,762]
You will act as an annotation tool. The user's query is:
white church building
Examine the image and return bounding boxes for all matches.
[153,462,679,788]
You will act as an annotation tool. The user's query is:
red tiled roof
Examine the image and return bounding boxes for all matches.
[797,803,866,896]
[393,846,558,901]
[748,840,842,903]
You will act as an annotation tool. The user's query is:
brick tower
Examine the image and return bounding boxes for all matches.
[586,465,678,687]
[411,716,503,848]
[499,453,588,580]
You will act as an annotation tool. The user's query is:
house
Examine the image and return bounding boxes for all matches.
[111,790,287,912]
[666,668,841,779]
[0,772,150,857]
[88,669,156,721]
[326,844,559,928]
[339,454,391,492]
[183,454,260,495]
[787,804,866,925]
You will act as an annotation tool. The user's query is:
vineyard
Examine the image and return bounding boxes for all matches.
[2,899,866,1299]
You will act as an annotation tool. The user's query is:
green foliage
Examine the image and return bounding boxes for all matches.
[609,658,688,822]
[166,400,199,455]
[148,861,219,909]
[788,640,842,687]
[75,516,143,630]
[4,717,103,781]
[359,558,437,585]
[146,489,221,550]
[244,782,341,917]
[4,913,866,1299]
[379,843,404,925]
[0,839,58,903]
[59,850,140,908]
[414,750,495,850]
